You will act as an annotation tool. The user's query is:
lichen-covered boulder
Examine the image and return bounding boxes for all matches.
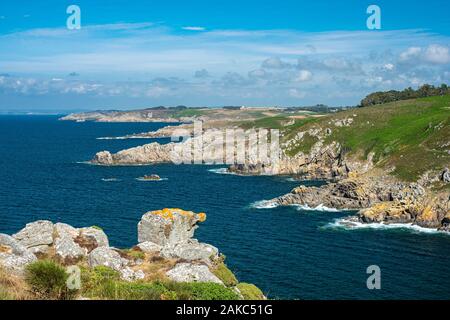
[88,247,142,281]
[55,235,87,264]
[0,234,37,274]
[161,239,219,263]
[55,223,79,239]
[77,227,109,251]
[136,241,162,253]
[166,263,223,284]
[12,220,54,255]
[138,208,206,246]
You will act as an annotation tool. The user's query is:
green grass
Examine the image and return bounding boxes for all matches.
[173,109,206,118]
[211,262,238,287]
[80,266,240,300]
[278,95,450,181]
[236,283,265,300]
[25,260,76,300]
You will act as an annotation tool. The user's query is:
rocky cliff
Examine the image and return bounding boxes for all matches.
[0,208,265,300]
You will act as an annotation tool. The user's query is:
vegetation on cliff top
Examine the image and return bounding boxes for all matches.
[242,95,449,182]
[360,83,450,107]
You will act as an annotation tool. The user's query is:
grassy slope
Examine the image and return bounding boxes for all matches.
[244,96,450,182]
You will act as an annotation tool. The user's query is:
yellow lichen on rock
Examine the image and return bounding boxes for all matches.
[148,208,206,222]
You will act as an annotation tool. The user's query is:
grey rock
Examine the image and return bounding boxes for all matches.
[79,227,109,248]
[13,220,54,253]
[88,247,142,281]
[442,168,450,183]
[161,240,218,263]
[55,236,87,263]
[166,263,223,284]
[138,210,202,246]
[55,222,79,239]
[136,241,162,253]
[88,247,127,271]
[0,234,37,274]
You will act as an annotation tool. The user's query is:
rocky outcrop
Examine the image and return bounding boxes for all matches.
[12,220,54,255]
[166,263,222,284]
[0,208,255,294]
[271,171,449,231]
[10,221,109,263]
[137,208,218,264]
[88,247,144,281]
[0,234,37,275]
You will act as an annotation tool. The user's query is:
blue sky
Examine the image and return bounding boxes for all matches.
[0,0,449,111]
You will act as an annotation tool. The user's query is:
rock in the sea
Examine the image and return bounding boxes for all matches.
[166,263,223,284]
[358,201,414,224]
[13,220,54,255]
[0,234,37,274]
[92,151,114,165]
[161,239,219,263]
[138,208,206,246]
[136,241,162,253]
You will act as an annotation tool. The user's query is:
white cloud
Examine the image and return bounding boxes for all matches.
[383,63,395,70]
[294,70,312,82]
[424,44,450,64]
[288,88,306,98]
[182,26,206,31]
[399,44,450,64]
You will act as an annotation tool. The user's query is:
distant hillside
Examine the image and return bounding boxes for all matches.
[360,83,450,107]
[278,95,449,182]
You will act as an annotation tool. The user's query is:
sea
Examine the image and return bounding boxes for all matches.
[0,115,449,299]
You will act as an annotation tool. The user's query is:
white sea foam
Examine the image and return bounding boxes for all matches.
[208,168,240,175]
[97,135,152,140]
[250,200,279,209]
[135,177,168,182]
[101,178,121,182]
[293,204,344,212]
[326,217,449,235]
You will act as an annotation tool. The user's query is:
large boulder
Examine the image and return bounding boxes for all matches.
[136,241,162,253]
[161,239,218,263]
[55,235,86,264]
[138,208,206,246]
[78,227,109,249]
[166,263,223,284]
[13,220,54,255]
[88,247,143,281]
[0,234,37,274]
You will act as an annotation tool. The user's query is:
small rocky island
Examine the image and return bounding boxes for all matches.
[0,209,265,300]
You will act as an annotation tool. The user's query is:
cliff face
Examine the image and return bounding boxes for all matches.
[0,208,265,300]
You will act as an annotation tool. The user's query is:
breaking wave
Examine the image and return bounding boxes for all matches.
[325,218,449,235]
[249,200,279,209]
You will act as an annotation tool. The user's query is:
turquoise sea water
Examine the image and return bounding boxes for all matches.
[0,115,449,299]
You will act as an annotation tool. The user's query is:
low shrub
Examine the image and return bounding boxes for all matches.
[211,262,238,287]
[25,260,75,300]
[236,283,265,300]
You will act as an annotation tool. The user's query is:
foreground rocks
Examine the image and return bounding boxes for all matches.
[0,208,263,300]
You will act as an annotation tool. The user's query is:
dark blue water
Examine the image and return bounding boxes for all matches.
[1,115,449,300]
